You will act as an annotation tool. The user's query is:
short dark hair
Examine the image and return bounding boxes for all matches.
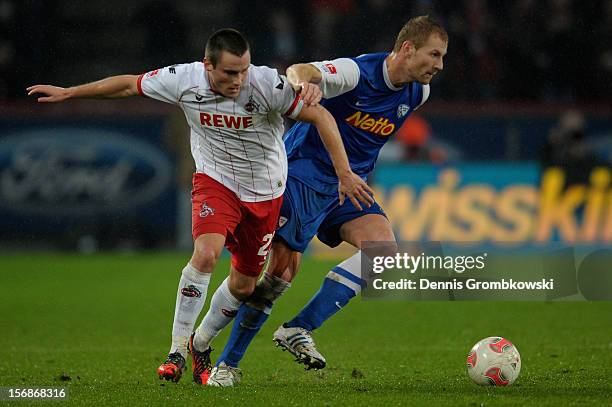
[393,15,448,52]
[205,28,250,66]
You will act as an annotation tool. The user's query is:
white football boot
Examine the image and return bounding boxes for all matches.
[273,325,326,369]
[206,362,242,387]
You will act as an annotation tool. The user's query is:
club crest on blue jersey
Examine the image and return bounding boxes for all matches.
[397,104,410,118]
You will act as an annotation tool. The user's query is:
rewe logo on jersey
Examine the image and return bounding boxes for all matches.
[345,111,395,137]
[200,113,253,129]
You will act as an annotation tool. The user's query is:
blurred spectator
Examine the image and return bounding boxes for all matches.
[3,0,612,104]
[539,0,583,101]
[395,114,448,164]
[132,1,188,68]
[268,9,298,68]
[595,0,612,100]
[309,0,354,59]
[541,109,604,186]
[0,0,15,98]
[500,0,543,100]
[9,0,59,99]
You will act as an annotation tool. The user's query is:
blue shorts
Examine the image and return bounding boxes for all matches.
[276,176,386,252]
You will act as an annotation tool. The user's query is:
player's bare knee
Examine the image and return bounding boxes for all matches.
[190,245,219,273]
[228,281,255,301]
[267,242,299,282]
[268,259,296,281]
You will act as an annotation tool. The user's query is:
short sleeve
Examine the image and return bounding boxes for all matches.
[268,72,304,120]
[414,84,430,110]
[310,58,360,99]
[138,64,186,105]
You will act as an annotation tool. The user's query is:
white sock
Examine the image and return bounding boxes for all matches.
[193,277,242,350]
[169,263,211,357]
[323,250,376,296]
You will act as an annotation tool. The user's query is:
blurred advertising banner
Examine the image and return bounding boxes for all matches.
[373,163,610,245]
[0,119,176,249]
[311,163,610,257]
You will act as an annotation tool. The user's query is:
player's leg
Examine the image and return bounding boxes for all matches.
[189,265,258,384]
[286,214,395,330]
[214,240,299,369]
[193,266,258,351]
[204,194,284,386]
[157,173,238,382]
[276,212,396,368]
[157,233,225,382]
[214,179,327,371]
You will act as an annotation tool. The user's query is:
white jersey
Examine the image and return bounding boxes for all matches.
[138,62,303,202]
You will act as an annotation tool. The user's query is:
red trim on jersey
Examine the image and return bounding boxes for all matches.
[137,74,145,96]
[284,94,301,117]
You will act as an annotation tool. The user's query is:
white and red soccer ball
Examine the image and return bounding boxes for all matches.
[466,337,521,386]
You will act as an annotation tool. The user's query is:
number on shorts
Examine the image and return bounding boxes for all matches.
[257,233,274,258]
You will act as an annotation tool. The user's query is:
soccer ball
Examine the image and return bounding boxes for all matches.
[466,336,521,386]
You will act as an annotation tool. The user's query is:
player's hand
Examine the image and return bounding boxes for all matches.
[26,85,71,103]
[338,170,375,211]
[295,82,322,106]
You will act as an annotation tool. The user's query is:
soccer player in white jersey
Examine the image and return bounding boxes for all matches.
[27,28,373,385]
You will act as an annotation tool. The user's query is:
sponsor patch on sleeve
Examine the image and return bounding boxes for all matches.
[322,63,337,74]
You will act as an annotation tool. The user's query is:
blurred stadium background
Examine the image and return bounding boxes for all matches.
[0,0,610,253]
[1,2,611,404]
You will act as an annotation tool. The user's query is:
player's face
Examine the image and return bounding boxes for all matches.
[205,50,251,98]
[407,34,447,84]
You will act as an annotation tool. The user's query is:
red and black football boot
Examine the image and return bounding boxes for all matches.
[188,333,213,385]
[157,352,186,383]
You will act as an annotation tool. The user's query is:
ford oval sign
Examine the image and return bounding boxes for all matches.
[0,128,173,216]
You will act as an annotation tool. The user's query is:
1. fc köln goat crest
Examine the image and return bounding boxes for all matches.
[199,202,215,218]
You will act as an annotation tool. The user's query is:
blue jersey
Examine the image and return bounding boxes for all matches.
[284,52,427,195]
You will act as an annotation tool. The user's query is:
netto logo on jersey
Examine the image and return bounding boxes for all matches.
[345,111,395,137]
[200,113,253,129]
[181,285,202,298]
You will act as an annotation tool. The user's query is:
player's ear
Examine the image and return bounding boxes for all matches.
[204,57,213,72]
[402,40,416,58]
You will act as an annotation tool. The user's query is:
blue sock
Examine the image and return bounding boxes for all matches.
[285,266,363,331]
[216,303,270,368]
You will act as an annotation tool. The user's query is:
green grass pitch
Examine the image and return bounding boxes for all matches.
[1,253,611,406]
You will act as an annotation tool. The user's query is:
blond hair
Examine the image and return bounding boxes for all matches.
[393,15,448,51]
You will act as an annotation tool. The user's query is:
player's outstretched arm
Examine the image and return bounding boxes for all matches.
[296,104,374,210]
[27,75,140,103]
[287,64,322,106]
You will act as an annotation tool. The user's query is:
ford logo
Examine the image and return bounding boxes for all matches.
[0,128,173,216]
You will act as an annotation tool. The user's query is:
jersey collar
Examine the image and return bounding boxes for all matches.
[382,56,403,92]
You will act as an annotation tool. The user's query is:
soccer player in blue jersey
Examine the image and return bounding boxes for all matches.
[206,16,448,386]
